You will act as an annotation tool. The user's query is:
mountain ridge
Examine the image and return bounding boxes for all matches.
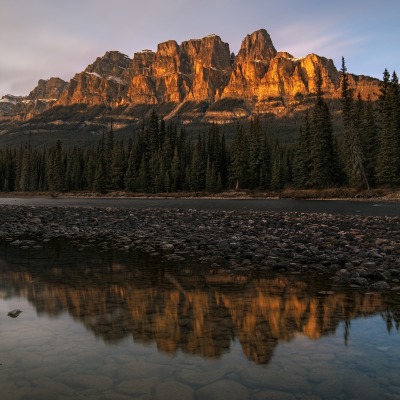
[0,29,381,138]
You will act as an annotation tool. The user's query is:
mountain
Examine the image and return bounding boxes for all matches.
[0,29,381,141]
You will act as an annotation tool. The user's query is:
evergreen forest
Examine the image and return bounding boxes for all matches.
[0,62,399,194]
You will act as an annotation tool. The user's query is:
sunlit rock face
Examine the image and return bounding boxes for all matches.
[57,51,130,107]
[222,29,277,100]
[0,78,67,121]
[0,29,381,124]
[62,30,381,110]
[124,35,232,104]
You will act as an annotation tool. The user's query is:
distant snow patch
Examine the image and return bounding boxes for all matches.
[0,95,23,104]
[210,67,227,73]
[85,72,102,79]
[107,76,126,85]
[0,98,16,104]
[37,98,57,103]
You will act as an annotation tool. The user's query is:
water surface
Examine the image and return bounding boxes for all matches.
[0,240,399,399]
[0,197,399,216]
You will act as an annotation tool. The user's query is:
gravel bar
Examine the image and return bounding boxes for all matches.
[0,205,399,292]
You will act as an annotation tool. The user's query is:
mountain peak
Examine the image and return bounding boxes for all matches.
[27,77,67,101]
[0,29,381,125]
[239,29,277,62]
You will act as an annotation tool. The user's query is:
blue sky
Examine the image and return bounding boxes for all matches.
[1,0,399,97]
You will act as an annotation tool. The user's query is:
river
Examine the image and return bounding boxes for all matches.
[0,239,399,399]
[0,196,399,216]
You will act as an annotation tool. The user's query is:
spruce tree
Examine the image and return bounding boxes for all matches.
[361,96,378,186]
[292,111,312,187]
[93,136,107,193]
[230,124,249,190]
[376,70,400,186]
[111,141,125,190]
[308,70,338,188]
[170,147,181,192]
[340,57,369,188]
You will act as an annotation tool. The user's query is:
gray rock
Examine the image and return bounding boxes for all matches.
[350,277,369,287]
[369,281,390,290]
[197,380,248,400]
[7,309,22,318]
[155,381,194,400]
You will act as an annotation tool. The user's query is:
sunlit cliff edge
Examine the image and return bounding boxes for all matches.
[0,29,380,132]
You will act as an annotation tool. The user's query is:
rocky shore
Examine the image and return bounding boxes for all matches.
[0,205,399,292]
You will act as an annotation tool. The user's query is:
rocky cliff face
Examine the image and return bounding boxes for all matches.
[0,29,382,126]
[27,77,67,100]
[0,77,67,121]
[123,34,232,105]
[222,29,277,100]
[57,51,130,107]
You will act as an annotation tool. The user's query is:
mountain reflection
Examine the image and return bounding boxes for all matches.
[0,243,399,365]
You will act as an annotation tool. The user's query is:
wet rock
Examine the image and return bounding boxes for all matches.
[7,309,22,318]
[314,380,343,399]
[252,390,296,400]
[117,377,158,395]
[160,243,175,251]
[197,380,248,400]
[369,281,390,291]
[155,381,194,400]
[336,269,350,282]
[350,277,369,287]
[177,369,224,386]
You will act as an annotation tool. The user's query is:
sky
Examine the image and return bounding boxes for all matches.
[1,0,399,98]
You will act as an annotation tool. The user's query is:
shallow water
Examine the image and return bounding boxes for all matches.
[0,240,399,400]
[0,197,399,216]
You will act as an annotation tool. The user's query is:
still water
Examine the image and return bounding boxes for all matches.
[0,240,399,400]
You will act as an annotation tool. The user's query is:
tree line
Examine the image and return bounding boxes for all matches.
[0,61,399,193]
[292,60,400,189]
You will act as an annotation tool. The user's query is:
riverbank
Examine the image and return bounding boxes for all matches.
[0,187,400,202]
[0,205,399,293]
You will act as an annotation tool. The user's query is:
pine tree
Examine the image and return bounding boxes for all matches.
[270,151,284,190]
[205,156,216,192]
[189,144,205,191]
[361,96,378,186]
[148,110,159,153]
[93,136,107,193]
[308,70,338,188]
[137,155,149,192]
[376,70,400,186]
[170,147,181,192]
[111,141,125,190]
[230,124,249,190]
[18,144,33,191]
[124,140,137,192]
[340,57,369,188]
[292,111,312,187]
[93,162,107,193]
